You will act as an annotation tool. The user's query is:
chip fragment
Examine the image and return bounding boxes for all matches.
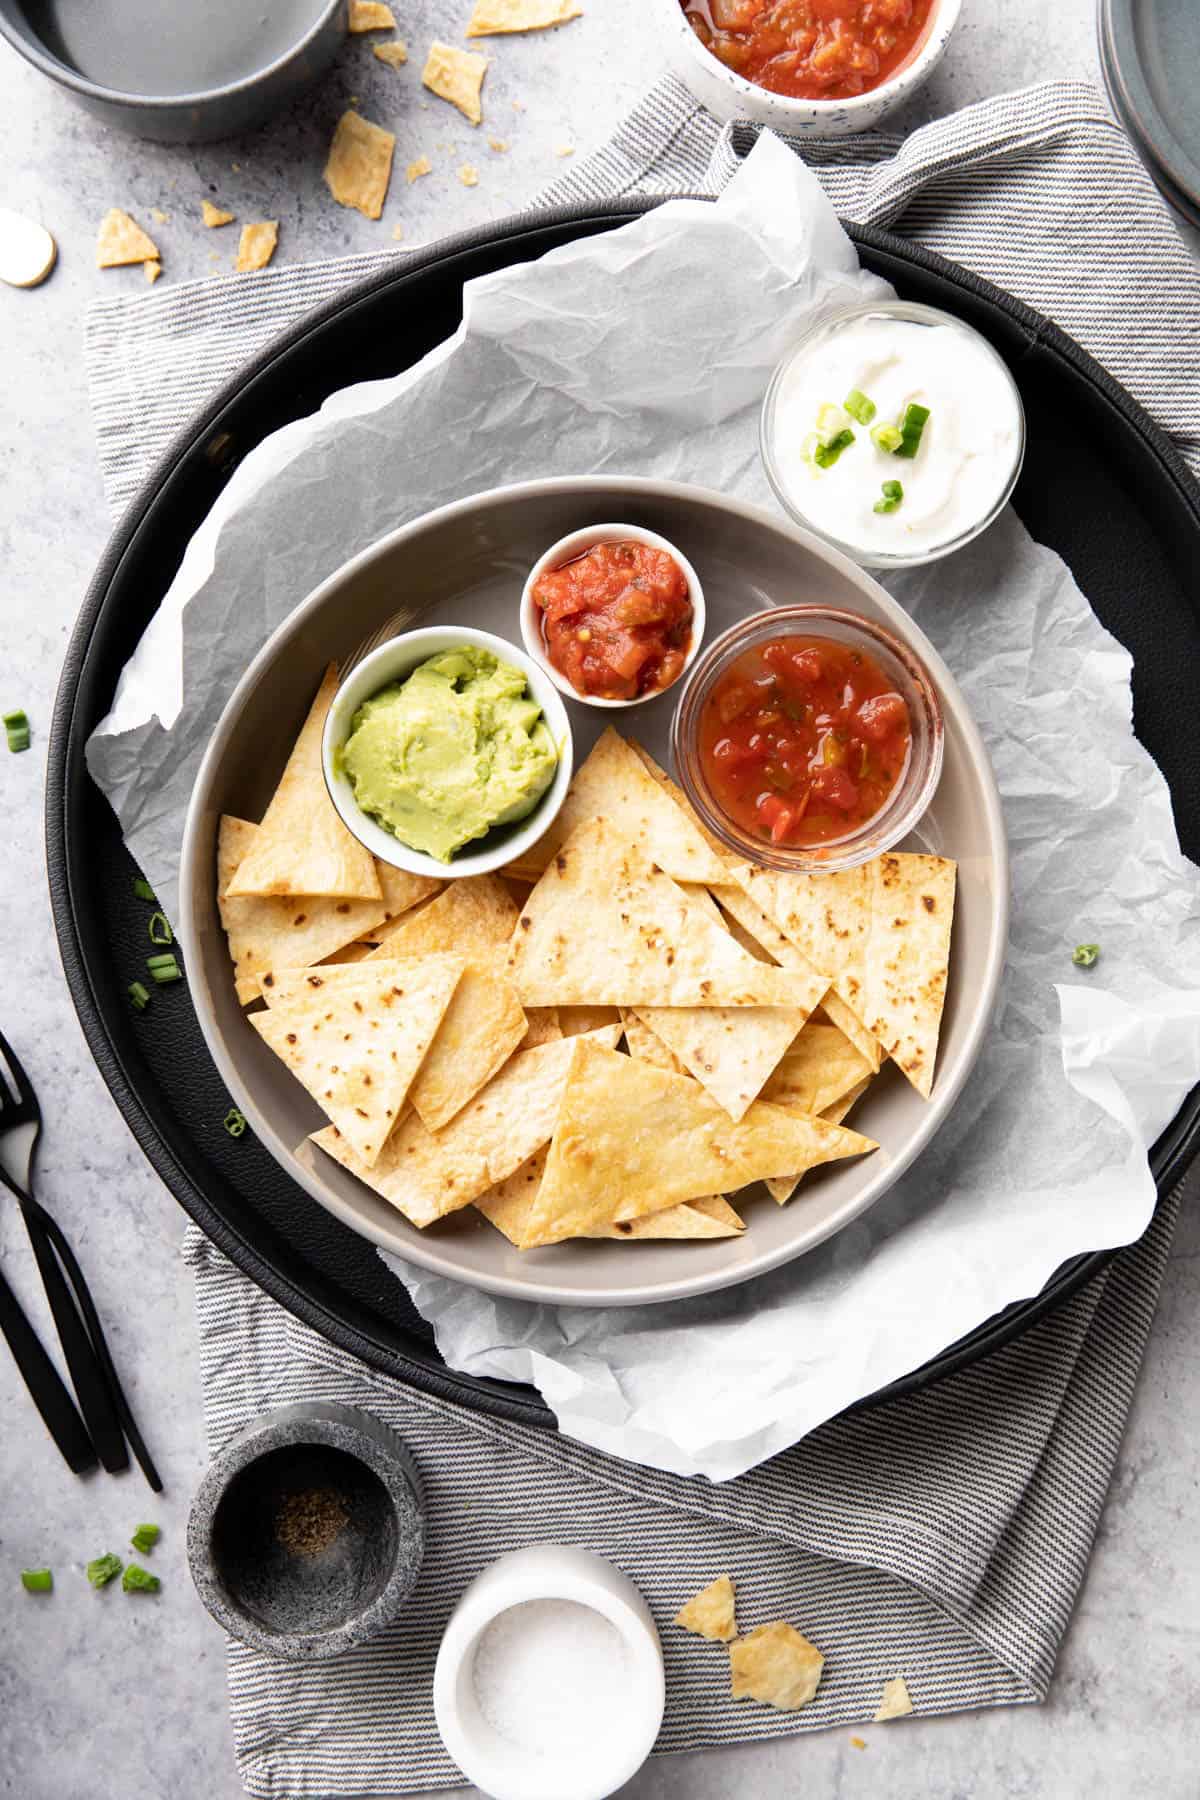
[458,165,480,187]
[372,40,409,66]
[466,0,582,32]
[96,209,159,268]
[235,222,278,272]
[422,41,488,126]
[201,200,235,227]
[675,1575,737,1642]
[324,110,396,219]
[874,1676,913,1721]
[348,0,395,28]
[729,1622,824,1711]
[144,260,162,284]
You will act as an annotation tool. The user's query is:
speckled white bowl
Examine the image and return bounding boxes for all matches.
[655,0,962,137]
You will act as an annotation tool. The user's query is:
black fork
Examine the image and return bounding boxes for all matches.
[0,1029,162,1490]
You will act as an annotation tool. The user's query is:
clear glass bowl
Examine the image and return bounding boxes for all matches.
[760,299,1026,571]
[671,605,944,873]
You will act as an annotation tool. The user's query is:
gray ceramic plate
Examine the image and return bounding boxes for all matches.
[179,476,1008,1308]
[1099,0,1200,226]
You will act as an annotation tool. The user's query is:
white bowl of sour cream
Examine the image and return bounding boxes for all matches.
[760,300,1025,569]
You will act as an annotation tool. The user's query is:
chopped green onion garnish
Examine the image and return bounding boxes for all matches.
[4,710,30,754]
[128,981,151,1012]
[815,401,852,446]
[870,422,904,454]
[873,479,905,515]
[122,1564,160,1594]
[223,1108,248,1139]
[133,876,156,902]
[87,1553,124,1589]
[844,388,876,425]
[895,402,931,460]
[148,912,173,947]
[813,428,855,470]
[130,1524,160,1555]
[1072,943,1100,968]
[21,1568,52,1593]
[146,954,181,985]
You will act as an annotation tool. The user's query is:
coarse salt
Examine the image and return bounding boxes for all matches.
[471,1598,631,1755]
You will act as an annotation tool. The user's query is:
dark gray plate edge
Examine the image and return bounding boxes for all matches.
[1099,0,1200,222]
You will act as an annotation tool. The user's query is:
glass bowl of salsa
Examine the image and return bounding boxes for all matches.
[672,605,943,872]
[520,523,705,711]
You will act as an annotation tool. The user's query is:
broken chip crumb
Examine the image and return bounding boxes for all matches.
[874,1676,913,1722]
[512,97,526,111]
[151,207,169,224]
[145,259,162,284]
[675,1575,737,1642]
[729,1622,824,1712]
[458,163,480,187]
[392,223,404,240]
[235,221,278,273]
[95,209,160,269]
[201,199,235,228]
[466,0,581,32]
[324,109,396,220]
[554,143,575,156]
[372,39,408,67]
[406,155,433,183]
[850,1735,867,1750]
[348,0,395,29]
[488,137,510,152]
[422,41,488,126]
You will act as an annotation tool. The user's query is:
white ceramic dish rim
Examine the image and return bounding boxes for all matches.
[658,0,963,125]
[179,474,1009,1310]
[518,520,706,711]
[432,1546,665,1800]
[321,624,574,880]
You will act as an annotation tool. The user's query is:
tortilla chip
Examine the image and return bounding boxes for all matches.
[144,260,161,284]
[874,1676,914,1721]
[628,738,732,859]
[761,1022,874,1116]
[314,1024,622,1226]
[235,222,278,272]
[320,941,375,966]
[477,1149,742,1245]
[675,1575,737,1642]
[324,111,395,220]
[372,39,408,66]
[226,668,382,901]
[739,855,956,1097]
[558,1005,621,1037]
[366,874,518,959]
[252,955,463,1166]
[375,863,442,924]
[201,200,234,227]
[422,41,488,125]
[507,819,825,1010]
[217,816,387,1004]
[518,1007,562,1047]
[522,1040,876,1246]
[467,0,581,33]
[505,728,727,886]
[408,960,527,1131]
[765,1074,874,1205]
[730,1622,824,1711]
[621,1009,688,1075]
[406,156,432,183]
[348,0,395,27]
[96,209,159,268]
[634,999,812,1123]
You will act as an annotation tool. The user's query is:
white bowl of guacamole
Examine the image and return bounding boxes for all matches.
[323,627,573,878]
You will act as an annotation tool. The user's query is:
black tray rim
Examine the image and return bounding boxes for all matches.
[47,195,1200,1436]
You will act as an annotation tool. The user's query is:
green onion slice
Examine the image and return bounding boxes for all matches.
[873,479,905,515]
[870,422,904,454]
[813,428,855,470]
[87,1553,124,1589]
[130,1524,160,1555]
[4,710,30,754]
[223,1108,248,1139]
[147,912,173,947]
[1072,943,1100,968]
[133,876,156,902]
[146,954,182,985]
[21,1568,52,1593]
[122,1564,160,1595]
[894,402,931,459]
[844,388,876,425]
[128,981,151,1012]
[815,401,852,446]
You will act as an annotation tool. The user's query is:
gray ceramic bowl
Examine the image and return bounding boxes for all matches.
[0,0,344,142]
[178,475,1008,1309]
[187,1401,425,1660]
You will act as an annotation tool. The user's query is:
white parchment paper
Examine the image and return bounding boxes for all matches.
[87,137,1200,1480]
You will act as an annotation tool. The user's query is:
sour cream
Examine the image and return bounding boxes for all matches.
[762,303,1024,566]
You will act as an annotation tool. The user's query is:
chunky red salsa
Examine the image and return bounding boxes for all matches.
[698,634,911,848]
[681,0,935,102]
[533,540,694,701]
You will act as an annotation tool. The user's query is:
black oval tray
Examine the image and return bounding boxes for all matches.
[48,201,1200,1433]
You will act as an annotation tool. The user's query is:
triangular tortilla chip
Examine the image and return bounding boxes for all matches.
[466,0,581,35]
[226,667,382,901]
[504,728,727,885]
[422,40,488,124]
[765,1074,874,1205]
[375,863,441,922]
[217,816,387,1004]
[408,960,527,1131]
[558,1005,621,1036]
[313,1025,621,1227]
[761,1022,875,1116]
[96,209,159,267]
[348,0,395,27]
[739,854,956,1098]
[634,999,812,1122]
[251,956,463,1167]
[730,1621,824,1711]
[476,1149,742,1244]
[621,1008,688,1074]
[874,1676,914,1721]
[506,819,826,1010]
[324,111,395,220]
[675,1575,737,1642]
[522,1040,876,1246]
[518,1007,562,1048]
[365,873,517,959]
[235,221,278,272]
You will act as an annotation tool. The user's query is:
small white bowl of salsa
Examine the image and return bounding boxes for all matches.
[519,523,705,711]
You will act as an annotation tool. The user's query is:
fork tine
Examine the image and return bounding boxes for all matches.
[0,1028,38,1123]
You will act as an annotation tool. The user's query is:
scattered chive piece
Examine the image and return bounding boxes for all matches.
[1072,943,1100,968]
[21,1568,52,1593]
[133,876,156,902]
[122,1564,160,1595]
[128,981,151,1012]
[223,1108,248,1139]
[4,710,30,754]
[147,911,173,947]
[815,401,852,445]
[844,388,876,425]
[870,422,904,454]
[130,1524,161,1555]
[894,401,931,459]
[813,428,855,469]
[146,953,181,985]
[874,479,905,515]
[87,1553,124,1589]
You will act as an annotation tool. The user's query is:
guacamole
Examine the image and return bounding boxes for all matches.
[340,646,558,862]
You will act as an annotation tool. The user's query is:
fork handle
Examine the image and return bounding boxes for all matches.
[21,1207,128,1474]
[0,1261,97,1474]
